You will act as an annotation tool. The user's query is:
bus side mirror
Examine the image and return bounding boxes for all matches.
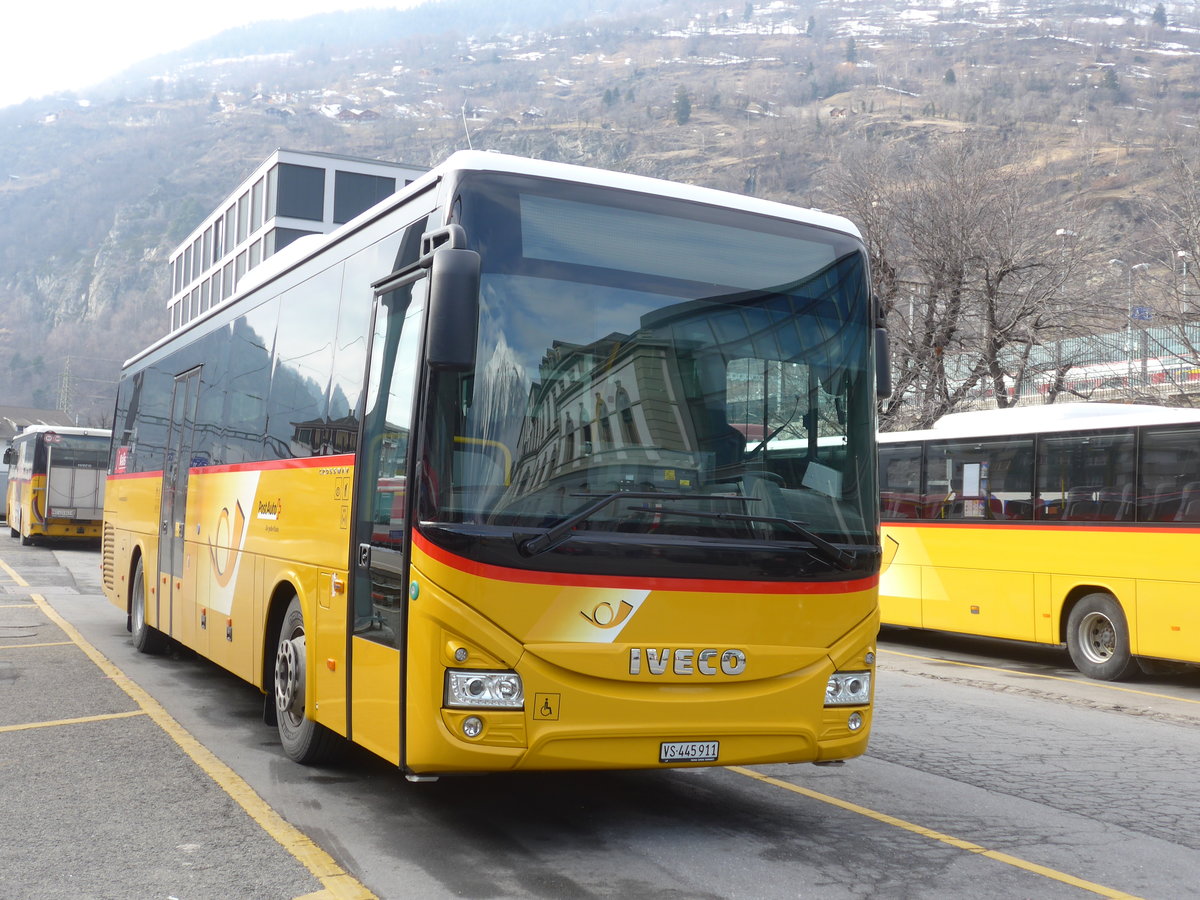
[426,247,481,372]
[2,447,12,466]
[875,327,892,398]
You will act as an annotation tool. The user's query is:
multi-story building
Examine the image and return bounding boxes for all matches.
[167,149,425,331]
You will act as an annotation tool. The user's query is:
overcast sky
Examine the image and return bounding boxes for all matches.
[0,0,431,110]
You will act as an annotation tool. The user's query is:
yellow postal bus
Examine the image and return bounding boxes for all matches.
[103,151,884,775]
[879,403,1200,680]
[5,425,110,544]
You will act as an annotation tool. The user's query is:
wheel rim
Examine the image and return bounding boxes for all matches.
[1076,611,1117,665]
[275,627,307,725]
[132,579,145,635]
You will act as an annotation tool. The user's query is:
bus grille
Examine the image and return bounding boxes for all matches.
[101,523,115,592]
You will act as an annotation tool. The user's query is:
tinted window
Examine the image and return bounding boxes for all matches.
[266,265,343,459]
[1037,429,1135,521]
[223,299,279,464]
[879,442,923,519]
[276,164,325,221]
[1138,425,1200,522]
[926,437,1033,520]
[334,171,396,224]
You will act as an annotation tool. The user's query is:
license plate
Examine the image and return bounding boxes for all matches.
[659,740,719,763]
[51,508,76,519]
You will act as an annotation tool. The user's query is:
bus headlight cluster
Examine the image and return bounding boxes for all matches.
[824,671,871,706]
[444,670,524,709]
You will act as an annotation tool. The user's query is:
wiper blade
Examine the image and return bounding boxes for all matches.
[626,504,857,571]
[517,492,707,557]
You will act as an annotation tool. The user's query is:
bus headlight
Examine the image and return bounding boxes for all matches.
[825,671,871,706]
[444,670,524,709]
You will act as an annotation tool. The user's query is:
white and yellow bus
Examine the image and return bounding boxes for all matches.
[5,425,110,545]
[102,151,884,775]
[878,403,1200,680]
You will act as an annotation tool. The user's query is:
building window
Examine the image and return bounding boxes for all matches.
[249,239,262,270]
[223,262,234,299]
[225,205,236,252]
[211,268,223,303]
[192,236,203,278]
[273,163,325,221]
[213,217,224,263]
[237,192,249,243]
[236,250,248,283]
[334,171,396,223]
[201,278,211,314]
[251,178,264,233]
[202,226,213,273]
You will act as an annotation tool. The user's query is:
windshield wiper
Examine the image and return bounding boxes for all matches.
[625,503,857,571]
[517,492,704,557]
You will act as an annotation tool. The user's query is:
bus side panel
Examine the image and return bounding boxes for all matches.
[923,566,1036,642]
[1129,580,1200,664]
[350,637,402,764]
[880,524,928,627]
[102,473,162,615]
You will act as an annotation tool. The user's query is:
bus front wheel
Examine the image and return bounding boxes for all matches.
[274,596,340,765]
[130,559,167,654]
[1066,593,1139,681]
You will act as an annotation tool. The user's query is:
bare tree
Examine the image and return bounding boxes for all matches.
[825,133,1106,429]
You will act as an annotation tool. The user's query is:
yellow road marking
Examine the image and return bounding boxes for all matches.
[729,767,1144,900]
[0,558,376,900]
[880,648,1200,706]
[0,602,37,608]
[0,710,147,733]
[0,640,75,650]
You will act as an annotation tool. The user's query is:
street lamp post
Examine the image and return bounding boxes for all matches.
[1109,259,1150,389]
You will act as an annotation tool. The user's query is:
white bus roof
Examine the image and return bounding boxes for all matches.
[879,403,1200,442]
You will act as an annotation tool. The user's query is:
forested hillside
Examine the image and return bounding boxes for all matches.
[3,0,1200,424]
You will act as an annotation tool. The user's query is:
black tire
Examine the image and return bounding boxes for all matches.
[9,525,17,538]
[274,596,341,765]
[130,558,168,654]
[1066,592,1139,681]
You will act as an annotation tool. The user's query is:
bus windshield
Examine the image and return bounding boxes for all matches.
[422,173,876,578]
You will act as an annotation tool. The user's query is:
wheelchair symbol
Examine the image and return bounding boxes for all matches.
[533,693,560,720]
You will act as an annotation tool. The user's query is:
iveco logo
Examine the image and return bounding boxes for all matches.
[629,648,747,676]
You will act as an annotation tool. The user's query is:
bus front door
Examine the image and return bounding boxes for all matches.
[157,368,201,640]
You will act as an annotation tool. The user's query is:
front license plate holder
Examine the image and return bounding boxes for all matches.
[659,740,719,763]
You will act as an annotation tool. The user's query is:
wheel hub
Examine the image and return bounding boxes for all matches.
[275,634,306,718]
[1079,612,1116,664]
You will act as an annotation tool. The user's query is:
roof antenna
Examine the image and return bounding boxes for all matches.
[461,102,473,150]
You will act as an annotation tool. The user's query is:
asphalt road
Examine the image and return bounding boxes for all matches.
[3,539,1199,900]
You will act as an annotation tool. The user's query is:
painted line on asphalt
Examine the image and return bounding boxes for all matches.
[0,640,75,650]
[0,710,147,734]
[729,766,1144,900]
[880,648,1200,706]
[0,557,376,900]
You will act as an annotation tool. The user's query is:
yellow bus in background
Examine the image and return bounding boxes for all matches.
[102,151,884,776]
[879,403,1200,680]
[5,425,110,545]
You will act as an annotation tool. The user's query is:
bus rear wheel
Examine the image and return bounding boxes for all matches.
[274,596,341,765]
[130,558,167,654]
[1066,593,1139,681]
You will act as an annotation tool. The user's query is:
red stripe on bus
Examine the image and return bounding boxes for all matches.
[413,531,877,594]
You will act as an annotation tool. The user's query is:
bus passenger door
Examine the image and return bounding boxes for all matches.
[157,367,201,638]
[349,226,428,766]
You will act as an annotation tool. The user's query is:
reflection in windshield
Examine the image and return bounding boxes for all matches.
[424,174,876,571]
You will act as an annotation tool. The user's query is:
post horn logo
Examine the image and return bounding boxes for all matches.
[579,600,635,630]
